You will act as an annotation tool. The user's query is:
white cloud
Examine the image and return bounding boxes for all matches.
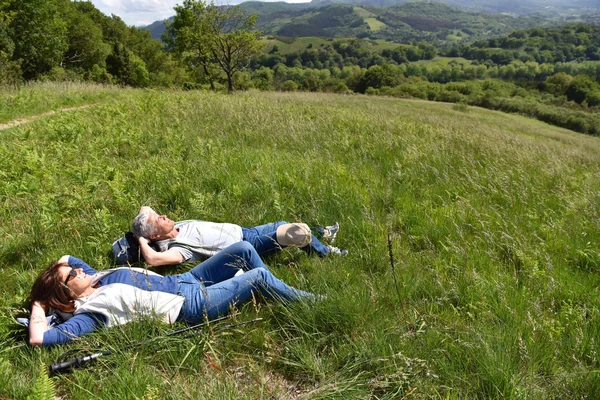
[91,0,310,27]
[123,0,176,13]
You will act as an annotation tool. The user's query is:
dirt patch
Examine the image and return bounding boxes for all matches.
[0,105,92,131]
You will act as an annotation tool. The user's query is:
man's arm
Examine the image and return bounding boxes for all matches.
[138,237,183,267]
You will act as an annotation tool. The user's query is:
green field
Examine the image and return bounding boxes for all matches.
[262,36,399,54]
[365,18,387,32]
[415,56,473,66]
[1,84,600,399]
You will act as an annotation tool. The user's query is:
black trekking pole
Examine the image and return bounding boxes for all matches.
[49,316,263,375]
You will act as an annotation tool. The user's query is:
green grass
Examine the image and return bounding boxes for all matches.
[1,84,600,399]
[365,18,387,32]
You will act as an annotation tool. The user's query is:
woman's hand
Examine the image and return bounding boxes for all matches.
[58,255,70,265]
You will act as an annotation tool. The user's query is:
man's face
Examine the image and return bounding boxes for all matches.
[145,208,175,238]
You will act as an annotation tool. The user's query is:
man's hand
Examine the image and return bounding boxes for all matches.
[137,236,183,267]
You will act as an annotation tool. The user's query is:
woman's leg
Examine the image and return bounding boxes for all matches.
[178,243,315,323]
[178,242,272,286]
[201,267,315,319]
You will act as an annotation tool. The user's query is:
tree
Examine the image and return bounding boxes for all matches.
[165,0,262,92]
[0,1,20,83]
[566,74,600,105]
[7,0,68,79]
[63,10,110,70]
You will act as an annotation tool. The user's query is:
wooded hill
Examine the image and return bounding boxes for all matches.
[310,0,600,16]
[143,1,599,44]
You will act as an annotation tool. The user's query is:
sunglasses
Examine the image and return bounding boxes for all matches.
[64,267,78,285]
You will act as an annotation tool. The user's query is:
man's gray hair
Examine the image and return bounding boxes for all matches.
[132,208,156,238]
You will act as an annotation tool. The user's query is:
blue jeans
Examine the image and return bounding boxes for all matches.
[177,242,314,323]
[241,221,330,257]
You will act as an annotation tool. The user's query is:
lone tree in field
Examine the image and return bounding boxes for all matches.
[164,0,262,92]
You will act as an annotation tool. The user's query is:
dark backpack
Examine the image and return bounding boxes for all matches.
[112,232,160,265]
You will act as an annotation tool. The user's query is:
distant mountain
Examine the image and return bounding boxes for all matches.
[141,0,597,43]
[143,17,173,40]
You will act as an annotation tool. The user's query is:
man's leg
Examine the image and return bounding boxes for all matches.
[242,221,336,257]
[241,221,288,256]
[301,236,331,257]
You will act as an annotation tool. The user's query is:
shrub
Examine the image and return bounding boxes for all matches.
[281,80,298,92]
[453,101,469,112]
[365,86,378,95]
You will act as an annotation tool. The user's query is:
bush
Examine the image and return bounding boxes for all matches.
[452,101,470,112]
[281,80,298,92]
[233,71,251,91]
[365,86,378,95]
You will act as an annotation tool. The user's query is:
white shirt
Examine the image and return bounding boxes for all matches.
[170,221,243,261]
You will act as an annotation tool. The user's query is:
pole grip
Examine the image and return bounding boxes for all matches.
[49,352,103,375]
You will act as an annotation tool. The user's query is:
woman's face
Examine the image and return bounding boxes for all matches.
[58,266,93,298]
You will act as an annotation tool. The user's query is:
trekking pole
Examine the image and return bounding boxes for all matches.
[49,316,263,375]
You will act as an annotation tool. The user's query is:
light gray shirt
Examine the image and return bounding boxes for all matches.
[168,221,243,261]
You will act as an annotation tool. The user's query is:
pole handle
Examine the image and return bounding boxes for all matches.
[49,352,103,375]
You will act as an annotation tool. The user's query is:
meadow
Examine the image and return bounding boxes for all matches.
[0,83,599,399]
[262,36,398,55]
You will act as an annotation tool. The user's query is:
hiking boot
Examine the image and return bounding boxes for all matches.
[323,222,340,243]
[327,245,348,256]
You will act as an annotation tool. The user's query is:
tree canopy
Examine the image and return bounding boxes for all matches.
[165,0,262,91]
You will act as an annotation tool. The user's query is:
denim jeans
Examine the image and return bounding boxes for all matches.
[241,221,330,257]
[177,241,314,323]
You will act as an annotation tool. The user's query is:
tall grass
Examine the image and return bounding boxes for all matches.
[0,85,599,398]
[0,82,137,123]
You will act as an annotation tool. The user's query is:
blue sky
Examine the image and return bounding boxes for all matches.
[90,0,310,27]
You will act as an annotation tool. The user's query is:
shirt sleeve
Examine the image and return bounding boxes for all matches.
[170,246,194,261]
[42,313,106,346]
[68,256,96,275]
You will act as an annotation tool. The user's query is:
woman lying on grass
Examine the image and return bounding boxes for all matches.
[29,241,314,346]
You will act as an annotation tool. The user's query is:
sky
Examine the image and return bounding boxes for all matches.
[90,0,310,27]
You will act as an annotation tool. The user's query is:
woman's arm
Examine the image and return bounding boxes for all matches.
[67,256,96,275]
[40,313,106,346]
[28,302,48,346]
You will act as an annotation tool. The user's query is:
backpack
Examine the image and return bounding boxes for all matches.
[111,232,159,265]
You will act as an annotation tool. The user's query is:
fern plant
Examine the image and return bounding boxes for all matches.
[26,361,56,400]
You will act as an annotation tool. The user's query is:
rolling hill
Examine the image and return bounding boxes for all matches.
[144,1,553,45]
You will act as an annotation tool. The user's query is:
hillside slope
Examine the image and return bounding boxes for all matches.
[2,85,600,399]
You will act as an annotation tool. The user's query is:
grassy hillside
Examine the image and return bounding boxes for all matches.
[1,84,600,398]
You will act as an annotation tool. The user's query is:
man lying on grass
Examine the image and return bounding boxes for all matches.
[29,242,315,346]
[132,206,347,267]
